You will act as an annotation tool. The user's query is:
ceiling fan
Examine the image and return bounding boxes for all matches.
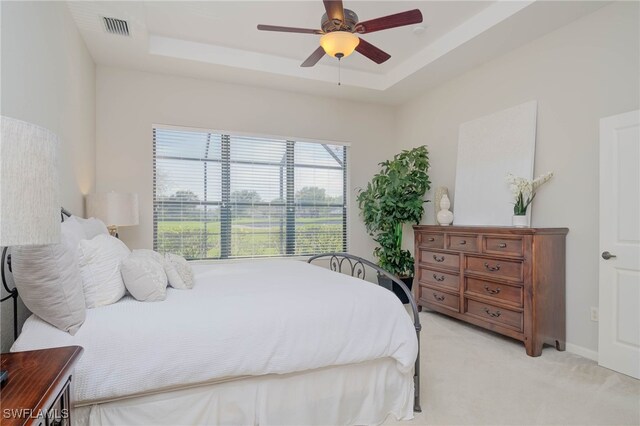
[257,0,423,67]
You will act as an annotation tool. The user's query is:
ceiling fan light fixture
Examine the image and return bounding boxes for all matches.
[320,31,359,59]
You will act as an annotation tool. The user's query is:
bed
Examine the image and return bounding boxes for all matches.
[2,212,421,425]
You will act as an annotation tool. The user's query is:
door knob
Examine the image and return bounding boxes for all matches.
[601,251,617,260]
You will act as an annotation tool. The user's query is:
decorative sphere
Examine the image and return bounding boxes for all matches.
[437,209,453,226]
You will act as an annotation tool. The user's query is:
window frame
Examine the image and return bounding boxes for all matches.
[152,124,350,260]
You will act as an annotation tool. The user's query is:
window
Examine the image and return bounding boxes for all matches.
[153,127,348,260]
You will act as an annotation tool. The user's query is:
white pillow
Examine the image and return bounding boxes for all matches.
[164,253,194,289]
[131,249,172,287]
[121,255,167,302]
[78,234,130,308]
[131,249,164,265]
[75,216,109,239]
[61,216,86,251]
[11,218,87,334]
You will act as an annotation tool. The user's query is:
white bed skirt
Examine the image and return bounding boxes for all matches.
[73,358,414,426]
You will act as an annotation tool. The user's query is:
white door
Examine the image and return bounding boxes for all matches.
[599,110,640,379]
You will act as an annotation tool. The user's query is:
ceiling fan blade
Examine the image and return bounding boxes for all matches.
[301,46,326,67]
[257,24,322,35]
[323,0,345,23]
[355,9,423,34]
[355,38,391,64]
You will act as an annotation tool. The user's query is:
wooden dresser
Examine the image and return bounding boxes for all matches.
[413,225,568,356]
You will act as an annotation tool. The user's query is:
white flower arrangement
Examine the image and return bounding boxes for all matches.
[506,172,553,216]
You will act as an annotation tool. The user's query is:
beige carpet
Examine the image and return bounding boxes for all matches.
[384,311,640,425]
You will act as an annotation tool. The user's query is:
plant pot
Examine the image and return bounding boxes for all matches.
[512,215,529,227]
[377,275,414,304]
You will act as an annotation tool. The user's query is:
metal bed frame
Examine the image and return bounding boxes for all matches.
[0,244,18,340]
[308,253,422,413]
[1,211,421,412]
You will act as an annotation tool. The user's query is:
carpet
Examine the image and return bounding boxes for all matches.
[384,311,640,425]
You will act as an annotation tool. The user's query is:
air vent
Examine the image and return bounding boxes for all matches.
[103,17,129,36]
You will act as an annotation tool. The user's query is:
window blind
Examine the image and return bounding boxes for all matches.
[153,127,348,260]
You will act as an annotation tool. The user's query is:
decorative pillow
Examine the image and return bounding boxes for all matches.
[11,218,87,334]
[121,255,167,302]
[164,253,194,289]
[78,234,130,308]
[131,249,164,266]
[60,216,86,251]
[131,249,172,286]
[75,216,109,239]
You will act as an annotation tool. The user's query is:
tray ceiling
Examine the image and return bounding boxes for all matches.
[68,1,609,104]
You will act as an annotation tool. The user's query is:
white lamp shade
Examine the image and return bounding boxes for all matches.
[87,192,139,227]
[0,116,60,246]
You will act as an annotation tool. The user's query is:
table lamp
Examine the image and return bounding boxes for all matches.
[0,116,61,384]
[86,192,139,237]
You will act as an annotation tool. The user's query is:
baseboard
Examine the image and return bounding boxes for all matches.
[565,343,598,361]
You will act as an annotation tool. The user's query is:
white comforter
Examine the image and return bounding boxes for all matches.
[12,260,418,405]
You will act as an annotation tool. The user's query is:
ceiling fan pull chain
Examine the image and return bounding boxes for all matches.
[338,58,341,86]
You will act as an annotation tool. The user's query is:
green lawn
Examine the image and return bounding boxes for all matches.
[156,218,343,259]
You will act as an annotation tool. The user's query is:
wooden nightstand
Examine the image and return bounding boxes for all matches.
[0,346,83,426]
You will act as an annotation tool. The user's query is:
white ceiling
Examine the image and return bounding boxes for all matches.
[68,0,609,104]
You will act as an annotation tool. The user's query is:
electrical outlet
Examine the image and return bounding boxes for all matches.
[590,307,599,322]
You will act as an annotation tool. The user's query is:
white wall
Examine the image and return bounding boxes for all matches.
[0,1,96,351]
[396,2,639,355]
[96,67,397,260]
[1,1,96,215]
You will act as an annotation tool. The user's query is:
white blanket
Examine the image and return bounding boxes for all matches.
[12,260,418,405]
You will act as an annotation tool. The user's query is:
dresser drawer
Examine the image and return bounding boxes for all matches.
[465,277,523,307]
[418,267,459,291]
[483,236,524,257]
[466,255,523,282]
[465,298,523,331]
[420,250,459,270]
[447,234,478,252]
[420,285,459,312]
[420,233,444,249]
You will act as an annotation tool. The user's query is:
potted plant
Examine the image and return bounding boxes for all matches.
[357,146,431,303]
[506,172,553,227]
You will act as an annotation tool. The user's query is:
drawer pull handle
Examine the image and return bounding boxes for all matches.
[433,255,446,263]
[498,243,507,248]
[433,293,445,301]
[459,240,467,245]
[483,307,502,318]
[484,262,501,272]
[428,237,435,242]
[484,285,501,295]
[433,274,445,282]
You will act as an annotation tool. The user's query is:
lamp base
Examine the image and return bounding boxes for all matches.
[107,225,119,238]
